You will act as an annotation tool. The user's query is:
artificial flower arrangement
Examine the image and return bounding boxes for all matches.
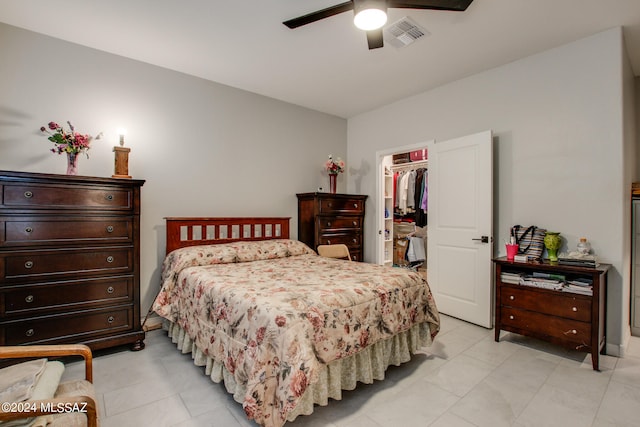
[324,155,345,175]
[40,121,102,158]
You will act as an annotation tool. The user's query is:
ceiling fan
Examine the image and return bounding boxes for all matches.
[283,0,474,50]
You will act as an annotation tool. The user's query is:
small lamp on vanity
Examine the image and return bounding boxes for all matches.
[112,128,131,179]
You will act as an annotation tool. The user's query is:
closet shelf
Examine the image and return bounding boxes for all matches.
[389,160,428,171]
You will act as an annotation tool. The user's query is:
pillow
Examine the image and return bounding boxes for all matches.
[282,239,316,257]
[154,239,317,319]
[0,361,65,427]
[0,358,47,403]
[233,240,290,262]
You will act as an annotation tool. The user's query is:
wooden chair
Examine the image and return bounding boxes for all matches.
[317,244,352,261]
[0,344,99,427]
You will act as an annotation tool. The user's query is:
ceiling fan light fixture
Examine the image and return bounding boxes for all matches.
[353,0,387,31]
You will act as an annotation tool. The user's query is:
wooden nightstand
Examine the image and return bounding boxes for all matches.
[493,257,609,370]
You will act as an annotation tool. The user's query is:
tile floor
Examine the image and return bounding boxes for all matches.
[62,315,640,427]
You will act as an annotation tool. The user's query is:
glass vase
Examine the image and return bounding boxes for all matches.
[66,152,79,175]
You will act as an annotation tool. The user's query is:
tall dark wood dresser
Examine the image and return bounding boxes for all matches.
[297,192,367,262]
[0,170,145,350]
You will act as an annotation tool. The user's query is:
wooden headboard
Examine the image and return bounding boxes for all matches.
[165,217,291,254]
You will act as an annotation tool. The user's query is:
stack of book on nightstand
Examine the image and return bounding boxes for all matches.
[558,252,598,268]
[500,271,524,284]
[563,278,593,295]
[518,272,564,290]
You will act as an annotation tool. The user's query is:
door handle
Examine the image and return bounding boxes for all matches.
[472,236,489,243]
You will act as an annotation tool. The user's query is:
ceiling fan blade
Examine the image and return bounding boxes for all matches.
[388,0,473,11]
[283,1,354,29]
[366,29,384,50]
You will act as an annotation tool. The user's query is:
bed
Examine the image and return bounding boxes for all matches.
[153,217,440,427]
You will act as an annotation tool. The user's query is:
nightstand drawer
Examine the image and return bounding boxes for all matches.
[1,247,133,280]
[501,307,591,348]
[1,217,133,247]
[3,183,133,211]
[2,276,133,317]
[500,284,591,322]
[317,217,361,231]
[2,306,134,345]
[319,198,364,215]
[318,232,361,247]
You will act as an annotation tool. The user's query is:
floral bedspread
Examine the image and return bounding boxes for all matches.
[152,240,440,427]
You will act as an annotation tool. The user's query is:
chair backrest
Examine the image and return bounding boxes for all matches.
[317,244,351,261]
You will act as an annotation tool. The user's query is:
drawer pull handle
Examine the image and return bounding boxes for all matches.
[327,222,331,227]
[24,261,34,269]
[509,315,514,320]
[572,307,577,312]
[106,225,114,233]
[353,203,358,208]
[328,203,332,208]
[352,238,357,243]
[24,191,33,198]
[353,221,357,226]
[509,295,515,300]
[106,256,114,263]
[564,329,578,335]
[106,194,114,201]
[107,286,115,294]
[107,316,115,323]
[25,227,33,233]
[25,295,34,303]
[326,240,331,244]
[25,329,34,337]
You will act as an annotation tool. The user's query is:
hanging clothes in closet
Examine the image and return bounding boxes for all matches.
[393,167,428,226]
[414,169,428,227]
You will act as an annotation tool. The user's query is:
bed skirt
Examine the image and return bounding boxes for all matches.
[165,320,434,423]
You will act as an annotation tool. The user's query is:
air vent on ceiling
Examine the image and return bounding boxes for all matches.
[384,16,430,48]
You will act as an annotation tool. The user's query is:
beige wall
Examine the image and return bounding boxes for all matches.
[0,23,348,317]
[347,28,637,355]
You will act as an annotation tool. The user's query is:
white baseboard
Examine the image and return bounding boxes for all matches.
[606,326,632,357]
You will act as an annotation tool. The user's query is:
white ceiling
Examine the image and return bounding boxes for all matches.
[2,0,640,118]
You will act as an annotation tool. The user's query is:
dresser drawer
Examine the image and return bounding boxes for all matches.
[317,216,361,231]
[318,232,362,247]
[501,306,591,349]
[2,183,133,211]
[500,285,591,322]
[1,276,133,317]
[1,217,133,247]
[318,198,364,215]
[1,247,133,280]
[350,250,362,262]
[1,306,134,345]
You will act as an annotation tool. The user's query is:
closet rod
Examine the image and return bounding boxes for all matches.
[390,160,428,171]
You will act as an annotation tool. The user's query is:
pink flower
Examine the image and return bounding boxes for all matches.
[359,329,370,347]
[289,369,308,397]
[275,315,287,327]
[243,396,258,419]
[39,120,102,158]
[324,155,345,174]
[255,326,266,344]
[306,307,324,329]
